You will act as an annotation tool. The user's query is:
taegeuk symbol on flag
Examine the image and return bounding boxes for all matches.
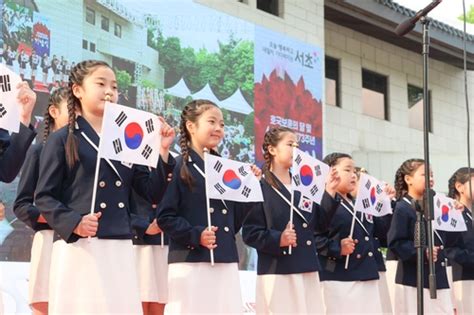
[433,192,467,232]
[98,102,161,167]
[354,173,392,217]
[291,147,329,205]
[205,153,263,202]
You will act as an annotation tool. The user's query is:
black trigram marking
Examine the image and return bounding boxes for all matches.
[362,198,370,209]
[214,160,223,173]
[365,180,371,190]
[292,174,301,186]
[376,184,383,194]
[436,199,441,208]
[437,217,442,225]
[0,103,7,118]
[314,165,321,176]
[310,184,318,196]
[0,75,11,92]
[375,202,383,212]
[113,138,122,154]
[451,218,457,228]
[141,144,153,159]
[145,118,154,133]
[238,166,248,177]
[242,186,251,198]
[214,183,226,194]
[115,111,127,127]
[294,154,302,165]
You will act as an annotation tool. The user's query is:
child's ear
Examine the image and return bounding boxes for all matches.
[72,83,82,100]
[455,181,465,194]
[185,120,195,136]
[404,174,411,186]
[49,105,59,120]
[267,145,276,156]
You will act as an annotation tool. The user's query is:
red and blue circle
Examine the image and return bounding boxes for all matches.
[124,122,143,150]
[370,187,377,205]
[441,205,450,222]
[300,165,314,186]
[222,169,241,190]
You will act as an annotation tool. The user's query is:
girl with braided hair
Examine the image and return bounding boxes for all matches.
[388,159,453,314]
[14,87,68,315]
[444,167,474,314]
[241,126,339,314]
[34,60,175,314]
[157,99,260,314]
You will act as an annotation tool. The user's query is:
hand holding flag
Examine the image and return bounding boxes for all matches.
[0,64,35,132]
[325,167,341,198]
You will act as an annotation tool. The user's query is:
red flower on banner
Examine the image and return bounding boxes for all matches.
[254,69,322,162]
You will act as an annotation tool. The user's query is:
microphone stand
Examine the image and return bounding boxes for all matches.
[395,2,442,313]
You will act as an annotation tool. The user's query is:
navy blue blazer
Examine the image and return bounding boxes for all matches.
[157,149,255,264]
[242,175,339,275]
[13,143,51,231]
[35,116,174,243]
[0,124,36,183]
[316,198,390,282]
[130,190,169,246]
[387,195,449,289]
[445,208,474,281]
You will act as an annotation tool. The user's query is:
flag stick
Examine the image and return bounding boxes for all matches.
[161,232,164,249]
[203,148,215,266]
[87,153,101,241]
[345,205,357,269]
[289,144,298,255]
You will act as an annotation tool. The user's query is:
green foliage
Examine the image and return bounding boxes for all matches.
[458,5,474,24]
[243,112,255,137]
[115,69,132,92]
[140,79,157,89]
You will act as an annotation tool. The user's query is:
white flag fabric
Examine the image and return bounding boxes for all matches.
[0,64,23,132]
[291,147,329,205]
[205,153,263,202]
[354,173,392,217]
[98,102,161,167]
[433,192,467,232]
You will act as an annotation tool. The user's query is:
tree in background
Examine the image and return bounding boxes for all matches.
[458,5,474,23]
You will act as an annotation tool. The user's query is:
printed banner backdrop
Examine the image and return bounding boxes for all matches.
[0,0,323,311]
[254,26,323,163]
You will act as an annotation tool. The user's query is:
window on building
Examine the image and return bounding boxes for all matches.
[325,56,340,107]
[86,7,95,25]
[362,69,388,120]
[90,42,96,52]
[257,0,281,17]
[82,39,88,50]
[408,84,432,132]
[101,15,110,32]
[114,23,122,38]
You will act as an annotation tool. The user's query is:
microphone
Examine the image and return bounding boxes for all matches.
[395,0,442,36]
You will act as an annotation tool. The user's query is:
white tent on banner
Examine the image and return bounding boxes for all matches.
[220,88,253,114]
[166,78,192,98]
[191,83,221,104]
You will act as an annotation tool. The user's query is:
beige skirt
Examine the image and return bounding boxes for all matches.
[256,272,324,314]
[165,262,242,314]
[453,280,474,315]
[48,238,142,315]
[393,285,453,315]
[378,272,393,315]
[385,260,397,309]
[322,280,383,314]
[134,245,169,303]
[29,230,54,304]
[445,266,456,310]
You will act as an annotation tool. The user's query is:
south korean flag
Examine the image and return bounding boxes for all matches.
[354,173,392,217]
[433,192,467,232]
[98,102,161,167]
[291,147,330,205]
[0,63,23,132]
[205,153,263,202]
